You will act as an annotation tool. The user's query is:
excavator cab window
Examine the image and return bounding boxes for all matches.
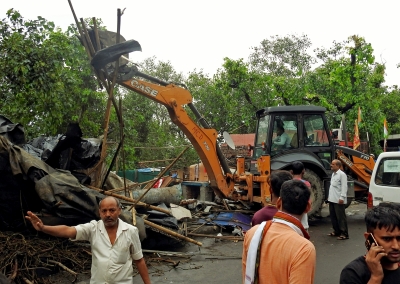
[303,114,332,169]
[253,115,271,159]
[303,115,330,147]
[271,115,298,156]
[255,115,270,146]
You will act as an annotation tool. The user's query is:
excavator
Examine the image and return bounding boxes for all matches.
[89,39,374,216]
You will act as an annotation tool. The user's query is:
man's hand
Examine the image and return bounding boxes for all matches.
[25,211,77,238]
[338,199,344,205]
[25,211,44,231]
[365,243,386,283]
[134,258,151,284]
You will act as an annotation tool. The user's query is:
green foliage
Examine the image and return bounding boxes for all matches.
[310,35,386,153]
[116,57,198,170]
[247,34,315,105]
[250,34,315,77]
[0,8,396,169]
[380,86,400,141]
[0,9,103,138]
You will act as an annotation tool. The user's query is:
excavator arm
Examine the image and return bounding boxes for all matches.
[91,41,235,199]
[335,146,375,190]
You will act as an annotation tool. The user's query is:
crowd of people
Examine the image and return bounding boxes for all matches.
[242,160,400,284]
[24,160,400,284]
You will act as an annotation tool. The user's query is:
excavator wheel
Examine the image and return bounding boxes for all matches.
[303,169,324,216]
[345,197,354,208]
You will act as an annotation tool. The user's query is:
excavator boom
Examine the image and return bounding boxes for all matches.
[87,37,271,208]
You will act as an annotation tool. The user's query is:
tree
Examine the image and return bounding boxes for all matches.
[115,57,198,170]
[380,86,400,136]
[249,34,316,105]
[0,9,104,139]
[310,36,386,153]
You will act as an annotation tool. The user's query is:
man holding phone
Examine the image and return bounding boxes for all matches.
[340,205,400,283]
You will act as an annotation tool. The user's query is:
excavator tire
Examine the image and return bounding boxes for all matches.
[345,197,354,208]
[303,169,324,216]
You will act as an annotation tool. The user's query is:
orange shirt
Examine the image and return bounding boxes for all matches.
[242,222,316,284]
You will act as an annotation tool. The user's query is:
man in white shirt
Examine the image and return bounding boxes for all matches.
[25,196,151,284]
[327,159,349,240]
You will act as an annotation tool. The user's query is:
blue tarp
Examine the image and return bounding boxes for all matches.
[198,212,252,232]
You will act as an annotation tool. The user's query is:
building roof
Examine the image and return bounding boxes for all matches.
[225,134,255,147]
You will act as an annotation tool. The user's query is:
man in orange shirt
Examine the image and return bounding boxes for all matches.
[242,180,316,284]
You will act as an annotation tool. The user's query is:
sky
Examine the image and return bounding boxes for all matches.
[1,0,399,87]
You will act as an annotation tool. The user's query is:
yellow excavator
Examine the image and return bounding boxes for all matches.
[90,39,374,216]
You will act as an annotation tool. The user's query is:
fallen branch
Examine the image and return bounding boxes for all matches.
[87,185,172,215]
[143,249,195,258]
[147,257,180,267]
[188,222,206,234]
[10,258,18,280]
[48,259,77,283]
[143,219,202,246]
[22,277,34,284]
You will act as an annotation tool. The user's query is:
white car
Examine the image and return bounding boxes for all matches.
[368,152,400,208]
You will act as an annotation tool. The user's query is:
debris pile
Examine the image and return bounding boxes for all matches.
[0,231,91,283]
[0,118,253,283]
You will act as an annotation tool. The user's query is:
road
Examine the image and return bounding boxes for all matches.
[65,202,367,284]
[144,202,368,284]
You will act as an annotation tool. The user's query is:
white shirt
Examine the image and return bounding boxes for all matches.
[328,169,348,204]
[73,219,143,284]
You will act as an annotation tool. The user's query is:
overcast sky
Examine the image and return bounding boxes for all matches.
[2,0,399,87]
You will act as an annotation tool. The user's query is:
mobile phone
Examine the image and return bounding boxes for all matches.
[365,233,378,250]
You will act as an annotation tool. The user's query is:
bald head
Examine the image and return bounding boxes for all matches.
[330,159,342,173]
[99,196,121,209]
[99,196,122,228]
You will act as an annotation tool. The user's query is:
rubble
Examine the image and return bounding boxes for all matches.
[0,118,253,283]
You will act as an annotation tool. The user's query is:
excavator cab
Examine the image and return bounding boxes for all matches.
[252,106,334,164]
[250,105,335,215]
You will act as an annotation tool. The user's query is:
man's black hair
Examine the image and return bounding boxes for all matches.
[99,196,122,209]
[280,179,310,215]
[365,204,400,233]
[277,125,285,131]
[291,161,305,175]
[269,170,293,198]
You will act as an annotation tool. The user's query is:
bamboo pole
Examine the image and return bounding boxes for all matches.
[129,191,136,226]
[87,185,171,215]
[106,177,168,194]
[93,9,123,187]
[143,219,202,246]
[133,146,190,206]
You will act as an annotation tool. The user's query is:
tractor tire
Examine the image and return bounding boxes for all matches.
[345,197,354,208]
[303,169,324,216]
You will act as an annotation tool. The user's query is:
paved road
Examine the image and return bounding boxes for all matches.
[146,202,368,284]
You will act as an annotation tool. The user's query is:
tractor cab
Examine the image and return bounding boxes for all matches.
[251,105,335,173]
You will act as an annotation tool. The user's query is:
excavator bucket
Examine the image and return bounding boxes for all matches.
[91,39,142,69]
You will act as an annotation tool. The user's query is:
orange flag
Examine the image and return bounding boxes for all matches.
[353,119,360,150]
